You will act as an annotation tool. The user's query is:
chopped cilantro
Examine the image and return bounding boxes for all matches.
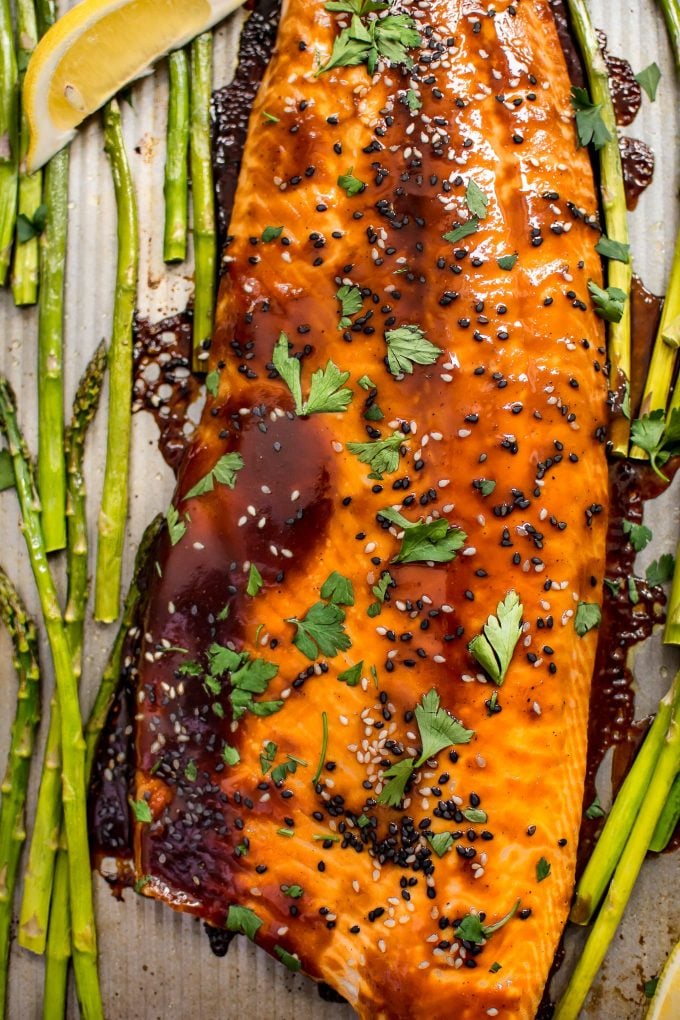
[414,688,474,766]
[574,601,602,637]
[646,554,676,586]
[384,324,442,376]
[428,832,454,858]
[271,754,307,785]
[337,166,366,196]
[222,744,240,766]
[571,86,612,149]
[131,799,152,824]
[468,591,523,686]
[380,506,466,564]
[246,563,263,597]
[262,110,279,122]
[260,740,277,774]
[367,570,393,616]
[278,828,294,838]
[262,225,283,242]
[346,432,406,478]
[184,760,197,782]
[281,884,303,899]
[628,576,640,606]
[205,643,282,719]
[377,758,415,807]
[274,945,301,972]
[405,87,421,110]
[622,519,652,552]
[536,857,551,882]
[630,408,680,481]
[338,661,363,686]
[205,369,220,396]
[644,976,660,999]
[16,204,47,243]
[311,711,329,785]
[320,570,355,606]
[442,217,479,246]
[358,373,377,390]
[227,905,263,941]
[635,62,661,102]
[336,284,363,328]
[463,807,488,824]
[166,505,187,546]
[455,900,520,944]
[604,578,622,597]
[184,452,244,500]
[585,796,605,820]
[287,601,351,659]
[317,3,420,76]
[477,478,496,497]
[273,334,352,415]
[490,962,502,974]
[466,179,488,219]
[497,253,518,271]
[595,236,631,264]
[587,280,627,323]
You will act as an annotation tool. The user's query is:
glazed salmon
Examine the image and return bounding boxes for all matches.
[129,1,609,1016]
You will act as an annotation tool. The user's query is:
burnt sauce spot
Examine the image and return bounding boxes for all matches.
[620,136,655,211]
[597,30,642,127]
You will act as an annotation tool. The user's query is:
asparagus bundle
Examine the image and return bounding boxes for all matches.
[0,571,41,1015]
[95,100,139,623]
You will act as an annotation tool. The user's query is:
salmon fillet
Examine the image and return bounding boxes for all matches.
[130,1,609,1016]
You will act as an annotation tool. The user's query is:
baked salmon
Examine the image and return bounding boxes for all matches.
[127,1,609,1015]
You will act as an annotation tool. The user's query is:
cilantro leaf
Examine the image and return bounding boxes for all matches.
[536,857,551,882]
[414,688,474,766]
[338,660,363,686]
[346,432,406,478]
[380,506,466,564]
[184,452,244,500]
[262,110,279,123]
[443,217,479,246]
[630,408,680,480]
[468,591,523,685]
[274,945,301,972]
[405,87,421,110]
[628,576,640,606]
[205,369,220,396]
[184,760,197,782]
[455,900,520,945]
[273,334,352,415]
[260,740,277,774]
[385,325,442,376]
[476,478,496,497]
[376,758,415,806]
[571,86,613,149]
[337,166,366,196]
[207,644,282,719]
[646,554,675,586]
[595,236,631,264]
[223,744,240,766]
[16,204,47,243]
[585,796,605,820]
[262,225,283,242]
[336,284,363,328]
[131,799,152,824]
[574,601,602,637]
[368,570,393,616]
[466,179,488,219]
[166,505,186,546]
[463,807,488,824]
[358,373,377,390]
[497,253,518,271]
[428,832,454,857]
[644,977,660,1000]
[281,883,303,899]
[588,280,627,323]
[635,62,661,102]
[227,905,263,941]
[287,601,351,659]
[305,360,353,414]
[622,519,652,552]
[246,563,263,597]
[320,570,355,606]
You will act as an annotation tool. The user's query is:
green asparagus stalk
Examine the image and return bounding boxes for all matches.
[95,100,139,623]
[163,50,190,263]
[43,848,70,1020]
[648,771,680,852]
[0,0,18,284]
[0,571,41,1014]
[658,0,680,69]
[37,148,69,553]
[570,689,677,923]
[555,672,680,1020]
[566,0,632,457]
[664,535,680,645]
[189,33,216,372]
[65,341,107,671]
[11,0,41,306]
[17,693,61,954]
[634,224,680,427]
[0,378,103,1019]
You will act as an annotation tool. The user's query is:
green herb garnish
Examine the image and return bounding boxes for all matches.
[571,86,612,149]
[273,333,353,415]
[380,506,466,564]
[227,905,263,941]
[184,452,244,500]
[347,432,406,478]
[574,602,602,637]
[384,324,442,376]
[587,280,627,323]
[455,900,520,945]
[468,591,523,685]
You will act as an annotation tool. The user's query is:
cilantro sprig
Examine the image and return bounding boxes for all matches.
[622,519,652,553]
[574,602,602,637]
[468,591,523,686]
[571,86,612,149]
[347,432,407,478]
[337,167,366,196]
[385,324,442,376]
[336,284,363,328]
[183,452,244,500]
[380,506,466,564]
[227,905,263,941]
[630,408,680,480]
[454,900,520,945]
[180,644,283,720]
[588,280,627,323]
[317,2,421,77]
[273,333,353,415]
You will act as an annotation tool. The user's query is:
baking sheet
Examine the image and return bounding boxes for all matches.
[1,1,678,1016]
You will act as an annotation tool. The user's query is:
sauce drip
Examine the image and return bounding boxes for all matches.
[620,136,655,211]
[597,30,642,127]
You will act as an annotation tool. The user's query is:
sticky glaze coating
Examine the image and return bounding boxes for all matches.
[131,3,609,1017]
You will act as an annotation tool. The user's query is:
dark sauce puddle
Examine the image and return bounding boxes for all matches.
[90,1,674,1011]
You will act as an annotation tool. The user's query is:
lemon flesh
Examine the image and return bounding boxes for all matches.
[646,938,680,1020]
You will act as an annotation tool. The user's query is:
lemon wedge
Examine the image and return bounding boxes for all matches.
[646,938,680,1020]
[24,0,247,172]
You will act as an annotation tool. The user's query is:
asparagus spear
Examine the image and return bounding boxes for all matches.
[566,0,632,457]
[65,341,107,671]
[648,771,680,852]
[658,0,680,69]
[36,148,69,553]
[163,50,190,263]
[189,33,217,371]
[43,515,162,1012]
[0,571,41,1014]
[634,224,680,427]
[11,0,41,306]
[95,100,139,623]
[0,0,18,285]
[555,672,680,1020]
[0,378,103,1019]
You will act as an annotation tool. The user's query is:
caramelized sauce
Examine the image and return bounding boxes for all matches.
[620,136,655,211]
[597,30,642,127]
[630,275,664,418]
